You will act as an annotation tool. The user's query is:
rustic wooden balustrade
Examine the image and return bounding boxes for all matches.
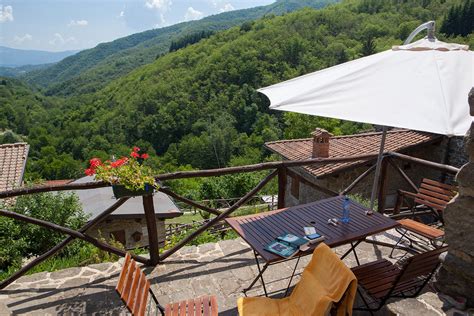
[0,152,460,289]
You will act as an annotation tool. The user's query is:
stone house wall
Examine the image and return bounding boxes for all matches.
[86,216,166,250]
[284,138,452,209]
[437,88,474,306]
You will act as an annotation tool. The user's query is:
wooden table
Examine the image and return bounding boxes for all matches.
[225,196,400,296]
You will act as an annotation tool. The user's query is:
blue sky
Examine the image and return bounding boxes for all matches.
[0,0,275,52]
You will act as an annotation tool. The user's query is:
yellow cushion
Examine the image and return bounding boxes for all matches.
[237,243,357,316]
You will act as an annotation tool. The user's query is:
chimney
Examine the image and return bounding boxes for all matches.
[311,128,332,158]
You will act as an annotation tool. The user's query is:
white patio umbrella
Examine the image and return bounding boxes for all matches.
[258,22,474,209]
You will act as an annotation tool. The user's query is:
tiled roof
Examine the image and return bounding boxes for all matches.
[265,130,441,178]
[0,143,29,192]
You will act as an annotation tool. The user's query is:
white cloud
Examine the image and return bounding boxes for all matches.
[184,7,203,21]
[118,11,125,18]
[49,33,77,46]
[13,33,32,44]
[68,19,88,27]
[145,0,172,11]
[219,3,234,12]
[0,5,14,23]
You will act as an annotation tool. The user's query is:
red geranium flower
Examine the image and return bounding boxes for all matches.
[89,158,102,168]
[85,168,95,176]
[133,146,140,153]
[111,157,128,168]
[140,153,149,159]
[130,151,140,158]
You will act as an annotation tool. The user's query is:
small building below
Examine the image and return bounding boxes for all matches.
[70,176,182,249]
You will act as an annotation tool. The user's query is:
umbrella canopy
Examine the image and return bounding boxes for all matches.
[259,38,473,136]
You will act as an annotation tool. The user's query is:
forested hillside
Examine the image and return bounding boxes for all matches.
[2,0,473,194]
[23,0,337,96]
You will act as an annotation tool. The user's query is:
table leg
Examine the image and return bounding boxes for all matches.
[284,255,301,297]
[243,251,269,297]
[341,240,362,266]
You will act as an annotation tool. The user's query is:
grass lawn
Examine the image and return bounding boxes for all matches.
[166,203,272,225]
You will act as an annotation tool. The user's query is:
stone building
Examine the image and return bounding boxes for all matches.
[70,176,182,249]
[437,88,474,307]
[265,129,456,209]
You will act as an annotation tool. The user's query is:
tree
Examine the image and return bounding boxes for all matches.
[361,36,376,56]
[0,192,88,271]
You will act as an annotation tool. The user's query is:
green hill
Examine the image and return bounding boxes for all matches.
[3,0,473,181]
[24,0,338,96]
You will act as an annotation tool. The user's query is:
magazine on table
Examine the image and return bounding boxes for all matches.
[264,232,325,258]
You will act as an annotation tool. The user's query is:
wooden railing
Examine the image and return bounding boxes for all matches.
[0,152,460,289]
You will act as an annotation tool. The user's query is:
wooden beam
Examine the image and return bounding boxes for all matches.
[142,194,160,265]
[286,169,338,197]
[388,152,459,174]
[0,210,147,264]
[0,197,133,290]
[377,157,389,213]
[277,166,287,209]
[0,181,108,199]
[0,154,378,199]
[387,158,419,192]
[156,154,377,181]
[159,169,278,261]
[340,164,376,196]
[158,187,222,216]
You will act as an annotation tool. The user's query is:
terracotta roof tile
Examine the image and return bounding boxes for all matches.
[265,130,441,178]
[0,143,29,191]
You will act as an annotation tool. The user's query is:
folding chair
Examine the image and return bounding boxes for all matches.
[116,253,218,316]
[352,247,448,313]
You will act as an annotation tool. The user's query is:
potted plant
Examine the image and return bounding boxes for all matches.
[85,147,158,198]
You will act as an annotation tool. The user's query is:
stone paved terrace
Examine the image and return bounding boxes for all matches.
[0,231,462,315]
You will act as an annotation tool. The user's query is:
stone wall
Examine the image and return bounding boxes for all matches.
[437,88,474,307]
[86,217,166,250]
[284,140,448,209]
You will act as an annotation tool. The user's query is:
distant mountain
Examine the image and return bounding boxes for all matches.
[24,0,338,96]
[0,63,52,78]
[0,46,79,67]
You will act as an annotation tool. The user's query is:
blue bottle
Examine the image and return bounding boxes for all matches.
[342,196,350,223]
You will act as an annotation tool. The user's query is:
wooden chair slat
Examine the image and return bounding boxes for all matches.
[422,178,457,191]
[418,188,453,202]
[210,296,218,316]
[133,272,145,315]
[122,260,136,301]
[187,299,195,316]
[359,268,400,285]
[165,304,172,315]
[116,253,131,294]
[414,198,446,211]
[202,296,211,316]
[179,300,187,316]
[397,219,444,239]
[137,279,150,316]
[195,297,202,316]
[172,302,180,316]
[128,264,141,310]
[419,183,456,198]
[415,192,451,208]
[351,259,393,278]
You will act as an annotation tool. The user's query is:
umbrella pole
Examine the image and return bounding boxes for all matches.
[370,126,388,211]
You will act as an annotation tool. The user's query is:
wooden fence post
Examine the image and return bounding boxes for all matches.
[278,166,287,209]
[143,194,160,265]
